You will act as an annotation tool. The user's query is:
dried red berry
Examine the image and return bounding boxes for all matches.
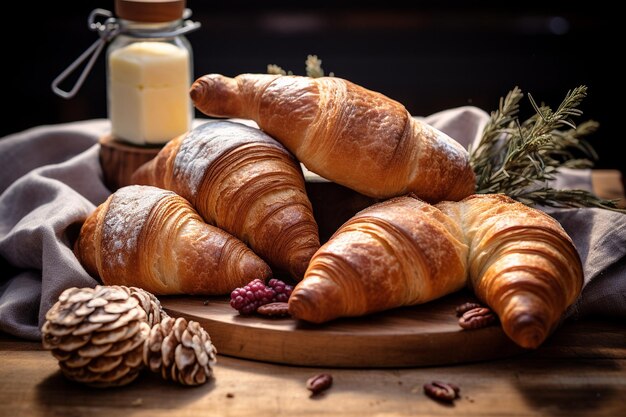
[267,278,293,302]
[229,278,294,315]
[230,279,275,314]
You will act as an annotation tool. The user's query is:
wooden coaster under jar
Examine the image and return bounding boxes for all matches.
[99,134,163,191]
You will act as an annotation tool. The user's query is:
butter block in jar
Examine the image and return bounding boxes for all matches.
[108,42,191,144]
[106,0,194,145]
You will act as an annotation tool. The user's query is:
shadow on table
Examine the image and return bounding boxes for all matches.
[34,368,215,413]
[512,358,620,416]
[511,319,624,416]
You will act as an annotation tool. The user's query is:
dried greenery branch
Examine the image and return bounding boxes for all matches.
[469,86,624,212]
[267,55,334,78]
[267,64,291,76]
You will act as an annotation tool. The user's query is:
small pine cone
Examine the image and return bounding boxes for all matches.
[41,285,151,388]
[143,317,217,386]
[126,286,168,327]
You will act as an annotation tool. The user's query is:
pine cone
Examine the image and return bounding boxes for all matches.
[143,317,217,386]
[126,286,168,327]
[42,285,151,388]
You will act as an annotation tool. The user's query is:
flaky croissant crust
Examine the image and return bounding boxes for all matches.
[289,194,583,349]
[190,73,476,203]
[132,121,320,280]
[74,185,272,295]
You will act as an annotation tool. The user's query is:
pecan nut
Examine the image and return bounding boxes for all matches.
[256,302,290,317]
[458,307,497,330]
[423,381,460,403]
[306,373,333,395]
[455,302,483,317]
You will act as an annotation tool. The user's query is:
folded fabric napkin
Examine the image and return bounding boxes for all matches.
[1,110,624,340]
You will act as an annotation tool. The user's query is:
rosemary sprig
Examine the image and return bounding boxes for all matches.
[470,86,625,212]
[514,189,619,210]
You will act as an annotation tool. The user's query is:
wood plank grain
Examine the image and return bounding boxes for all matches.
[592,170,626,208]
[1,320,625,417]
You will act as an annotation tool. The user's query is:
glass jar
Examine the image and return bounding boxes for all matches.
[106,0,194,145]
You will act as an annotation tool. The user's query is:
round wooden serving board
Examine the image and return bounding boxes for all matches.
[161,290,526,368]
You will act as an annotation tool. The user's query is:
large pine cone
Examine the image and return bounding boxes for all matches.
[143,316,217,386]
[42,285,151,387]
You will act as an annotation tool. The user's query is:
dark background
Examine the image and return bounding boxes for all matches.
[2,1,623,177]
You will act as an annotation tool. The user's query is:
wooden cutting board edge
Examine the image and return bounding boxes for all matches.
[161,291,528,368]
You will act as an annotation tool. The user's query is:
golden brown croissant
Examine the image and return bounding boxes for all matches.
[288,194,583,349]
[74,185,272,295]
[189,73,475,203]
[131,120,320,280]
[438,194,583,349]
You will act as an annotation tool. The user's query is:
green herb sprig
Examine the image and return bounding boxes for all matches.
[469,86,624,212]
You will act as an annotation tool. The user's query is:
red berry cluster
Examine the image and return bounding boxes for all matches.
[230,278,293,314]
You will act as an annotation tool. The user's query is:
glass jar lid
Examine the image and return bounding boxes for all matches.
[115,0,186,23]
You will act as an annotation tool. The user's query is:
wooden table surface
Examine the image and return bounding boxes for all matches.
[1,318,625,417]
[1,170,624,417]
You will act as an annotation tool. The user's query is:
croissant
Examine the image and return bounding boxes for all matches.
[190,73,476,203]
[131,120,320,280]
[288,194,583,349]
[74,185,272,295]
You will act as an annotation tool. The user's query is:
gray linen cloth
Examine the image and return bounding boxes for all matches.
[1,110,625,340]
